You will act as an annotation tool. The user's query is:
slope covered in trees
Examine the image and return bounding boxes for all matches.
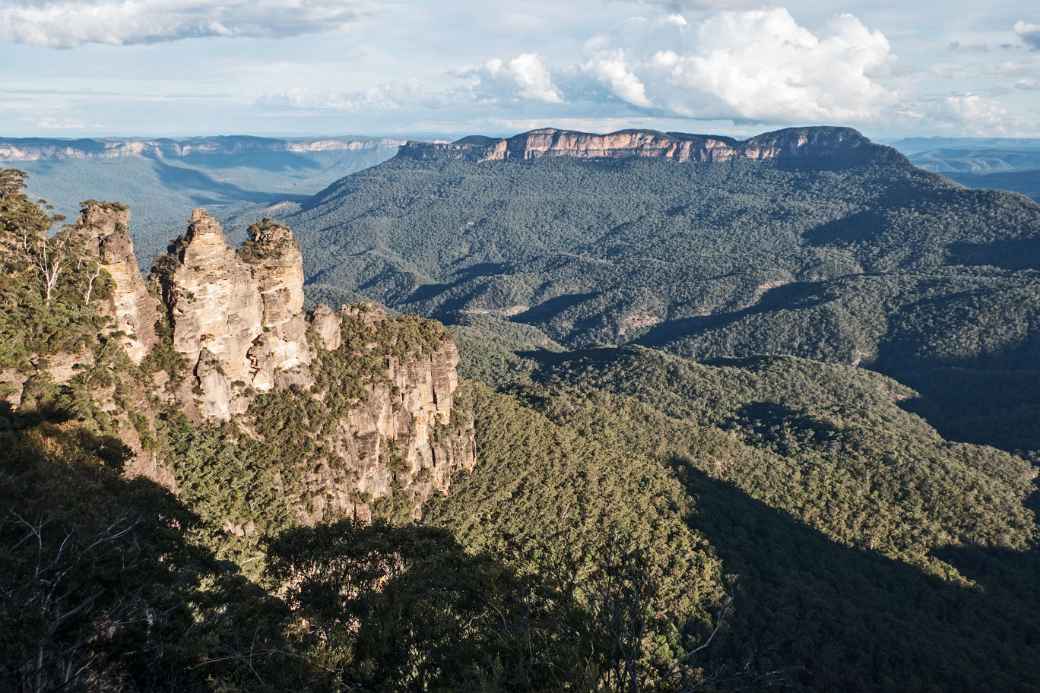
[286,127,1040,453]
[431,340,1040,691]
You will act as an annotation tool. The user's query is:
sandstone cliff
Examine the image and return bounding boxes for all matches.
[398,126,904,167]
[70,203,160,364]
[2,201,475,524]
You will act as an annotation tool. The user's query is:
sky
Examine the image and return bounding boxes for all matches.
[0,0,1038,140]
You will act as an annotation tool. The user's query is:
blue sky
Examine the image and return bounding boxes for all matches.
[1,0,1038,139]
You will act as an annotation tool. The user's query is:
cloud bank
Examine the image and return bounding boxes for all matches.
[0,0,372,47]
[264,8,897,128]
[1016,20,1040,50]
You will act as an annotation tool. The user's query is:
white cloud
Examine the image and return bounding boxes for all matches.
[258,80,457,113]
[633,0,761,10]
[582,50,652,107]
[940,94,1015,134]
[473,54,564,104]
[894,94,1024,136]
[251,5,1036,137]
[1015,20,1040,50]
[0,0,373,48]
[643,9,894,122]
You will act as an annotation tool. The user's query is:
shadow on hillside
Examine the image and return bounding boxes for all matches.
[636,281,828,347]
[948,238,1040,270]
[0,418,313,692]
[673,462,1040,693]
[888,366,1040,454]
[803,210,883,247]
[151,160,310,206]
[513,292,601,325]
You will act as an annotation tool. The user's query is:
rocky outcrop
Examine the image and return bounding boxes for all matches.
[145,209,475,518]
[152,211,320,415]
[399,126,905,168]
[240,219,313,392]
[300,304,476,522]
[154,209,266,416]
[2,187,475,524]
[69,202,159,364]
[310,304,343,351]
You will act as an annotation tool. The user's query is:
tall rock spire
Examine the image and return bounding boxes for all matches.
[71,202,159,364]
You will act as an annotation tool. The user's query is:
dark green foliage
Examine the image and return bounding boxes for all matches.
[0,410,311,693]
[286,150,1040,452]
[431,341,1040,691]
[426,382,728,685]
[266,521,601,691]
[288,151,1040,351]
[0,171,111,370]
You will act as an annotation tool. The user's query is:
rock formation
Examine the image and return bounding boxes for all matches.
[300,304,475,522]
[399,126,904,167]
[240,219,314,392]
[153,209,267,416]
[2,202,475,522]
[146,210,475,519]
[69,202,159,364]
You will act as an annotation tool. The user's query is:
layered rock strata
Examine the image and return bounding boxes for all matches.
[399,126,903,167]
[0,136,406,162]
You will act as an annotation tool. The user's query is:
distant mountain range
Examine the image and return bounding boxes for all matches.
[0,135,404,263]
[0,135,405,162]
[890,136,1040,201]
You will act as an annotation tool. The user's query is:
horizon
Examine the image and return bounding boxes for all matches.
[4,126,1040,146]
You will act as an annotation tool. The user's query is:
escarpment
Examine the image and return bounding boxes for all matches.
[398,125,903,167]
[2,200,475,523]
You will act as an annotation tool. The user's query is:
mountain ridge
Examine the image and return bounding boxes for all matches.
[398,125,907,167]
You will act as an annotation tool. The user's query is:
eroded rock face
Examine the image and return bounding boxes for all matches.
[152,211,321,417]
[153,209,264,417]
[302,307,476,522]
[310,304,342,351]
[399,126,903,167]
[70,203,159,364]
[142,209,476,520]
[4,200,475,524]
[240,219,313,392]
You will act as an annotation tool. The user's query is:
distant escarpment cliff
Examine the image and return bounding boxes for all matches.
[397,126,905,167]
[0,135,406,162]
[0,194,474,525]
